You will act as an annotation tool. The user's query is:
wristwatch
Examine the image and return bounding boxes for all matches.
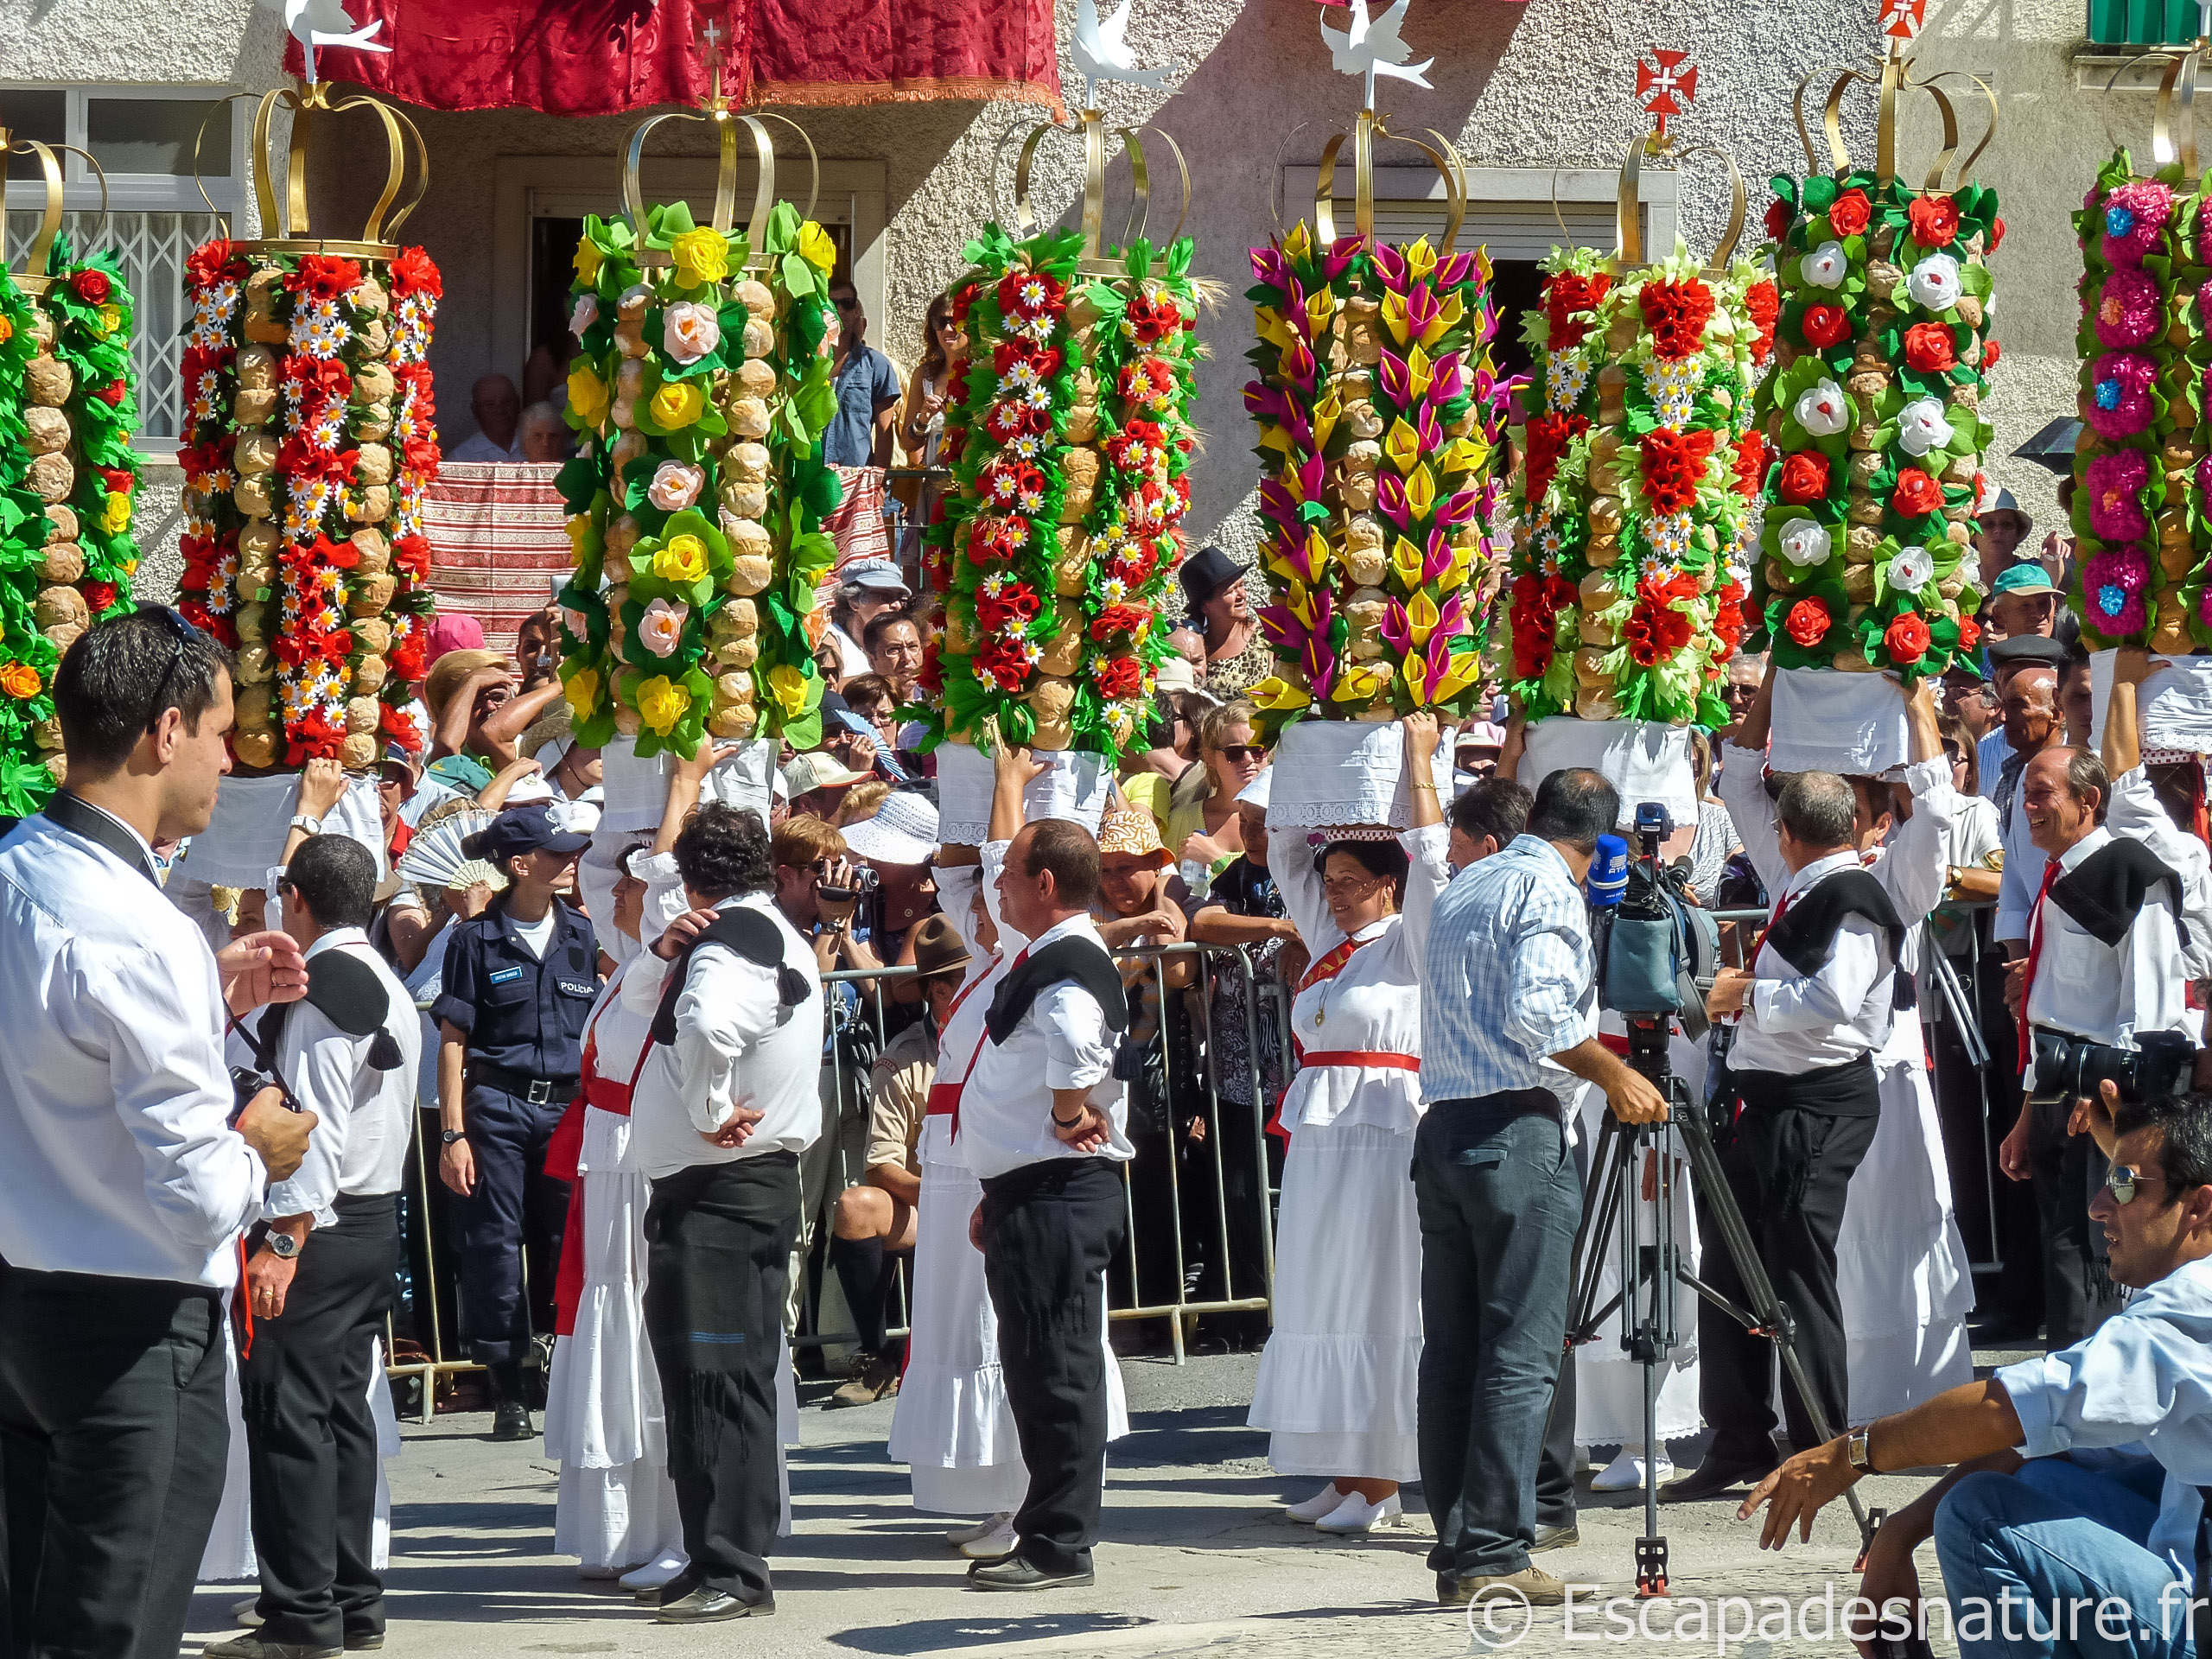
[1847,1426,1874,1475]
[265,1230,302,1260]
[290,814,323,836]
[440,1128,467,1147]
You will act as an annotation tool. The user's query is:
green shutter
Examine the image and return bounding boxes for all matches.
[2088,0,2201,44]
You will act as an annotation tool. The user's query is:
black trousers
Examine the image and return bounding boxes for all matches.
[644,1154,798,1606]
[0,1262,229,1659]
[242,1194,398,1650]
[451,1082,570,1369]
[2030,1096,2123,1351]
[980,1157,1128,1576]
[1414,1092,1580,1580]
[1535,1127,1590,1531]
[1699,1060,1879,1466]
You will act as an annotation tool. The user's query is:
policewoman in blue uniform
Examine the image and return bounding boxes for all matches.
[431,803,599,1438]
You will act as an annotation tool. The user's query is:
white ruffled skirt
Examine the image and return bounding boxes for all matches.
[1247,1117,1422,1483]
[888,1119,1127,1515]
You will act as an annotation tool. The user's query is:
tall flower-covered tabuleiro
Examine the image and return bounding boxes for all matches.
[917,226,1199,756]
[0,237,146,813]
[2073,161,2209,651]
[1242,225,1512,734]
[1508,245,1770,724]
[556,199,842,757]
[175,242,443,768]
[1751,171,1998,679]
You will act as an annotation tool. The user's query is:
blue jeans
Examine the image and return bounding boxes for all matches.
[1934,1457,2191,1659]
[1414,1093,1579,1580]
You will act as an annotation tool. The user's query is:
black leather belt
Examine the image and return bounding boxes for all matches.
[469,1061,580,1105]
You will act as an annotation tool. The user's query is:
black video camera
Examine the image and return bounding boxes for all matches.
[2029,1027,2196,1107]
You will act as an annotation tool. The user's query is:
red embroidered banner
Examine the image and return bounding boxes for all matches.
[285,0,1061,118]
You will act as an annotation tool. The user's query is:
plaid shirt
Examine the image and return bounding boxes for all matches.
[1421,835,1595,1109]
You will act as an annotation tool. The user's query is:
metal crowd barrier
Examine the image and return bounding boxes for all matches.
[383,898,2015,1409]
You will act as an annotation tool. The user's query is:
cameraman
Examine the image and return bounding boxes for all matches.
[1998,666,2202,1350]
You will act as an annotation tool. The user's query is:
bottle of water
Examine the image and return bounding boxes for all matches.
[1179,856,1212,903]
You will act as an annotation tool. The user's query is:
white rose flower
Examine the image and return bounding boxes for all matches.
[638,596,689,658]
[1895,396,1955,458]
[1777,517,1833,569]
[569,293,599,337]
[1907,253,1961,312]
[1799,241,1848,289]
[662,300,721,365]
[1886,544,1934,593]
[1792,378,1851,437]
[646,460,706,512]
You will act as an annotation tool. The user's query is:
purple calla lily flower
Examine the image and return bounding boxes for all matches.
[1433,590,1468,641]
[1249,245,1289,292]
[1431,488,1478,530]
[1280,334,1318,391]
[1380,599,1413,657]
[1376,470,1410,531]
[1434,249,1477,289]
[1377,346,1412,410]
[1423,528,1455,584]
[1415,403,1444,455]
[1323,237,1363,281]
[1369,241,1407,294]
[1403,282,1441,342]
[1427,351,1465,403]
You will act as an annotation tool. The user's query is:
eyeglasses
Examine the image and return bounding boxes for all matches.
[1215,744,1266,765]
[2105,1164,2177,1205]
[137,604,200,735]
[833,294,859,310]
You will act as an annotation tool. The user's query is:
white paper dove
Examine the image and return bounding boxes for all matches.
[1320,0,1435,111]
[1072,0,1178,105]
[285,0,390,86]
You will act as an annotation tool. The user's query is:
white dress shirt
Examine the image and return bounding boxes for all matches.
[2107,765,2212,985]
[626,892,825,1179]
[1274,823,1450,1135]
[232,928,420,1228]
[2022,825,2196,1051]
[1998,1255,2212,1590]
[958,912,1134,1183]
[448,430,522,463]
[0,809,266,1287]
[1728,849,1896,1075]
[1994,772,2049,946]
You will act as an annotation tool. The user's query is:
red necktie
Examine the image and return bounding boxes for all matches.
[2017,857,2061,1055]
[951,946,1028,1141]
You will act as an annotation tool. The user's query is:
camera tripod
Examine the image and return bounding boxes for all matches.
[1564,1014,1879,1599]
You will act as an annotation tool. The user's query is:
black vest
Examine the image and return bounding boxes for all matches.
[249,949,404,1078]
[647,906,810,1049]
[984,934,1131,1047]
[1766,866,1912,1011]
[2050,836,2189,951]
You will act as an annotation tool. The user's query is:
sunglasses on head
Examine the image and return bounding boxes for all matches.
[137,604,201,734]
[1215,743,1266,765]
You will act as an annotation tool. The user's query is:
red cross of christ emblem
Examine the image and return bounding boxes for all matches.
[1636,48,1699,138]
[1881,0,1928,41]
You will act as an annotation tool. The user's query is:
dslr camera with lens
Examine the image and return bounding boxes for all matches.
[2029,1027,2195,1107]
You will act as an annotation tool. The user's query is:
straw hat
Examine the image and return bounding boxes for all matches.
[1097,808,1172,868]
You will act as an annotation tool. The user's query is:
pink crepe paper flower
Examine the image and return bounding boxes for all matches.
[2094,267,2163,349]
[2086,351,2158,440]
[2101,181,2173,266]
[2082,545,2152,638]
[2084,448,2152,543]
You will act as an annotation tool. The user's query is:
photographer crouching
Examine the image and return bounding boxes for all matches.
[1678,770,1905,1502]
[1745,1088,2212,1659]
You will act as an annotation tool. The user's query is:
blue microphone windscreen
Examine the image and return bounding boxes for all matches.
[1586,835,1630,906]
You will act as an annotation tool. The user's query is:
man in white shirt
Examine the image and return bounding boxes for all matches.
[1999,728,2199,1352]
[626,804,823,1624]
[447,372,523,461]
[0,609,315,1657]
[213,834,419,1658]
[1684,772,1902,1499]
[1745,1090,2212,1659]
[959,817,1133,1592]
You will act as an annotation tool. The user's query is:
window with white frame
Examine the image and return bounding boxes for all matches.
[3,86,247,457]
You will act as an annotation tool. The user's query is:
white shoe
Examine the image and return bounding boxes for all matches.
[618,1551,688,1591]
[958,1516,1020,1560]
[1590,1450,1675,1493]
[1284,1481,1345,1523]
[1315,1490,1402,1534]
[944,1510,1013,1548]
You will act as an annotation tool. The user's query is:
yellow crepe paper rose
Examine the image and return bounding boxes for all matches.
[100,493,131,536]
[670,228,730,289]
[766,663,810,717]
[798,222,837,274]
[652,531,709,585]
[650,379,705,431]
[575,236,604,287]
[568,365,610,429]
[95,303,123,338]
[564,665,601,718]
[636,673,691,735]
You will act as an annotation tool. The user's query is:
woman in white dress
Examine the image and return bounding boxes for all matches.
[889,743,1128,1562]
[1248,715,1447,1535]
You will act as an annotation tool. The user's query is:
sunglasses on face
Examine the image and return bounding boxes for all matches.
[833,294,859,310]
[1215,744,1266,765]
[2105,1164,2177,1206]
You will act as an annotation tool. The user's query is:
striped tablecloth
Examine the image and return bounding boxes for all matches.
[422,461,570,657]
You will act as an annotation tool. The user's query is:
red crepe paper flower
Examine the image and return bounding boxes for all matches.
[1784,597,1832,647]
[1981,338,2002,369]
[1639,427,1717,516]
[1801,302,1852,349]
[1957,613,1981,651]
[1909,194,1961,247]
[1745,279,1780,363]
[983,400,1048,444]
[80,581,118,613]
[1091,655,1144,699]
[1107,541,1161,590]
[1827,188,1872,236]
[1904,322,1956,373]
[1123,290,1183,344]
[995,269,1065,319]
[388,626,428,682]
[1639,278,1716,360]
[1764,196,1795,242]
[391,534,432,582]
[286,255,363,302]
[185,240,246,289]
[1732,431,1770,499]
[96,466,134,498]
[390,246,443,300]
[1543,270,1612,350]
[1891,467,1943,518]
[1118,358,1177,410]
[917,640,944,696]
[973,579,1042,634]
[1777,452,1832,505]
[93,380,127,408]
[1103,421,1167,474]
[1714,578,1747,652]
[973,636,1036,693]
[1885,611,1932,663]
[967,515,1028,566]
[1525,411,1590,503]
[70,269,112,306]
[1989,216,2007,252]
[378,702,424,751]
[1089,603,1152,642]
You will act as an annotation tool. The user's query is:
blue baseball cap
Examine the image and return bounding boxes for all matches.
[1990,562,2059,599]
[464,802,590,865]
